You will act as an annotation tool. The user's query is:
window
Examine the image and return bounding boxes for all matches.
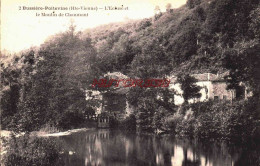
[205,87,209,99]
[214,96,219,100]
[223,95,227,100]
[113,100,118,104]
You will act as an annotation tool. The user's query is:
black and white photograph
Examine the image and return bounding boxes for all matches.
[1,0,260,165]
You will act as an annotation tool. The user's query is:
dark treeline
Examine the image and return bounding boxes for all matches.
[1,0,260,134]
[1,26,100,131]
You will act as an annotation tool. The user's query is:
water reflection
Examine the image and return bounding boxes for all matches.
[54,129,260,166]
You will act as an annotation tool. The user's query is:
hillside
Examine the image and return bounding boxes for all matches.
[81,0,259,77]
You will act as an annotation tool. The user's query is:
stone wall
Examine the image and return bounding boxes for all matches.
[211,81,235,100]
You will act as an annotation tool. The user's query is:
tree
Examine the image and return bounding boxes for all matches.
[154,5,161,14]
[0,50,38,130]
[127,39,175,131]
[186,0,201,9]
[130,39,172,78]
[249,5,260,39]
[177,74,201,104]
[110,34,137,73]
[166,3,172,12]
[1,59,20,129]
[15,26,98,131]
[154,5,162,20]
[222,4,260,99]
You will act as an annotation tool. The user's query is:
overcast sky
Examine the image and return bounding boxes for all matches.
[1,0,186,53]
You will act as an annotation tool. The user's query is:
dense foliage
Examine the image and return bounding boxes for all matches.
[1,133,64,166]
[162,99,260,139]
[176,74,202,103]
[1,25,100,131]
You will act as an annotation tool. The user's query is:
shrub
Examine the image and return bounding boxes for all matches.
[192,99,259,139]
[152,106,171,131]
[164,99,260,139]
[164,113,183,133]
[175,109,196,137]
[219,99,259,138]
[119,114,136,132]
[57,110,86,130]
[1,133,64,166]
[194,111,221,138]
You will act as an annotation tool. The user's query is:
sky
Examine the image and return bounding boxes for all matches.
[1,0,187,53]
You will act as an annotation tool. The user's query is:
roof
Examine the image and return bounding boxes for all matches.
[104,72,128,80]
[168,72,229,83]
[109,87,130,94]
[101,72,230,94]
[103,72,130,94]
[193,72,229,81]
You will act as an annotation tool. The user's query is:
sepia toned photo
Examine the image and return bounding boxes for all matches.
[1,0,260,165]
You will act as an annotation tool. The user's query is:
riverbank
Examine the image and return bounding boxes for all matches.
[0,128,93,157]
[3,128,260,166]
[1,128,93,138]
[127,99,260,140]
[37,128,91,137]
[171,99,260,140]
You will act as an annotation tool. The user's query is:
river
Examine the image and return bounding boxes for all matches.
[52,129,260,166]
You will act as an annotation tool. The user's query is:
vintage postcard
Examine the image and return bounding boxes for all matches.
[1,0,260,165]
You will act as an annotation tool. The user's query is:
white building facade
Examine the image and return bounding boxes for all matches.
[169,73,236,105]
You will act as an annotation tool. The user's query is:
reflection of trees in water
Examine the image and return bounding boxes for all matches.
[59,130,111,166]
[182,159,200,166]
[133,135,175,166]
[175,138,260,166]
[55,130,260,166]
[182,147,201,166]
[234,142,260,166]
[175,139,230,166]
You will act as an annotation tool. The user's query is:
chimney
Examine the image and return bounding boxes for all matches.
[208,73,210,80]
